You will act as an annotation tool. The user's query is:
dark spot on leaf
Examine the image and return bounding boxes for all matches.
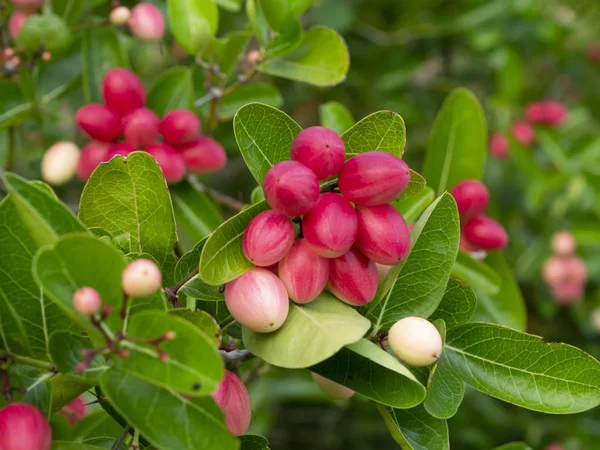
[192,383,202,391]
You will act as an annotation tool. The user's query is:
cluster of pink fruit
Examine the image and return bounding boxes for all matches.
[450,179,508,254]
[489,100,568,158]
[542,231,587,304]
[225,127,412,333]
[75,68,226,184]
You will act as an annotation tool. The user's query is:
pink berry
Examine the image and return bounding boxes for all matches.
[290,126,346,180]
[489,132,509,158]
[247,50,261,64]
[278,238,329,304]
[551,230,576,256]
[563,256,587,284]
[41,51,51,62]
[525,102,546,123]
[109,6,131,26]
[450,179,489,222]
[543,100,568,127]
[106,142,136,159]
[0,403,52,450]
[552,281,584,304]
[327,246,378,306]
[338,152,410,206]
[59,397,87,425]
[73,287,102,315]
[462,215,508,250]
[355,204,410,265]
[179,137,227,174]
[145,143,186,184]
[242,211,295,267]
[8,11,31,40]
[511,121,534,147]
[212,371,252,436]
[122,108,160,147]
[302,193,358,258]
[160,110,201,146]
[542,256,567,285]
[263,161,320,216]
[121,258,162,297]
[77,141,110,181]
[224,268,289,333]
[76,104,122,142]
[41,141,80,186]
[128,3,165,42]
[102,68,146,116]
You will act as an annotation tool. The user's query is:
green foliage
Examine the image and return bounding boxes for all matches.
[168,0,220,55]
[147,67,196,116]
[377,404,449,450]
[318,101,354,135]
[16,14,72,56]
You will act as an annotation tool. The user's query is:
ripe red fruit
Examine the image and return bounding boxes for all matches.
[328,247,378,306]
[290,126,346,180]
[122,108,160,147]
[302,193,358,258]
[73,287,102,315]
[212,371,252,436]
[511,121,534,147]
[59,396,87,425]
[263,161,320,216]
[355,204,411,265]
[160,110,201,146]
[179,137,227,174]
[102,68,146,116]
[525,102,546,123]
[8,11,31,40]
[128,3,165,42]
[563,256,587,284]
[145,143,186,184]
[106,143,136,160]
[338,152,410,206]
[450,179,489,222]
[278,238,329,304]
[224,267,289,333]
[78,141,110,181]
[0,403,52,450]
[462,215,508,250]
[543,100,568,127]
[242,211,295,267]
[489,132,509,158]
[76,104,122,142]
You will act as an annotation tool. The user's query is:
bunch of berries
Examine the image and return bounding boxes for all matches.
[75,68,226,184]
[225,126,413,333]
[109,2,165,43]
[542,231,587,304]
[450,179,508,256]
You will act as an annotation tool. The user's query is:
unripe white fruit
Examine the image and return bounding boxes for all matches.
[121,258,162,297]
[73,287,101,315]
[41,141,80,186]
[311,373,354,400]
[552,231,576,256]
[388,317,443,367]
[110,6,131,25]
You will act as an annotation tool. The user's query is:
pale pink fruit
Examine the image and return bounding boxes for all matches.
[121,258,162,297]
[128,3,165,42]
[551,230,575,256]
[41,141,80,186]
[388,317,443,367]
[73,287,102,315]
[109,6,131,26]
[212,371,252,436]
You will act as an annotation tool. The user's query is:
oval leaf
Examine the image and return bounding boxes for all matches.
[168,0,219,55]
[341,110,406,158]
[377,404,449,450]
[452,250,501,295]
[319,101,354,135]
[219,84,283,121]
[428,279,477,329]
[392,186,435,224]
[148,67,195,116]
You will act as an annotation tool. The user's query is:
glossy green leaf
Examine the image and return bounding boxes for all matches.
[168,0,220,55]
[246,0,270,47]
[216,0,242,12]
[250,186,265,204]
[311,338,425,408]
[258,26,349,87]
[377,404,449,450]
[219,85,283,121]
[392,187,435,224]
[148,67,195,116]
[341,110,406,158]
[452,250,501,295]
[50,375,92,414]
[397,171,427,201]
[265,19,303,58]
[318,101,354,135]
[49,331,108,382]
[243,293,370,368]
[218,31,252,80]
[240,435,270,450]
[423,88,487,195]
[260,0,312,30]
[428,279,477,329]
[169,308,221,345]
[73,410,123,442]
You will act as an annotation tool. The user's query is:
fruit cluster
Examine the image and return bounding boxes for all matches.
[450,179,508,255]
[542,231,587,304]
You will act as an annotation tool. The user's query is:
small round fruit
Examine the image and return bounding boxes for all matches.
[525,102,546,123]
[8,11,31,40]
[355,204,411,265]
[450,179,489,222]
[145,143,186,184]
[542,256,566,285]
[0,403,52,450]
[311,373,354,400]
[263,161,320,216]
[160,110,201,146]
[106,143,136,159]
[73,287,102,315]
[511,121,534,147]
[41,141,80,186]
[278,238,329,304]
[109,6,131,26]
[242,210,295,267]
[59,397,87,425]
[462,215,508,250]
[121,258,162,297]
[290,126,346,180]
[552,281,584,304]
[327,246,378,306]
[122,108,160,147]
[302,193,358,258]
[212,370,252,436]
[543,101,568,127]
[563,256,587,284]
[338,152,410,206]
[551,231,575,256]
[179,137,227,174]
[15,13,71,55]
[128,3,165,42]
[77,141,110,181]
[388,317,443,367]
[102,68,146,116]
[76,104,122,142]
[489,132,509,159]
[224,268,289,333]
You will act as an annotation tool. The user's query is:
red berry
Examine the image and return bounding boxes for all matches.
[543,100,568,127]
[128,3,165,42]
[511,121,534,147]
[290,126,346,180]
[338,152,410,206]
[224,268,289,333]
[107,143,137,160]
[355,204,410,265]
[122,108,160,147]
[242,211,295,267]
[450,179,489,222]
[212,371,252,436]
[102,68,146,116]
[145,143,186,184]
[78,141,110,181]
[542,256,566,285]
[462,215,508,250]
[59,397,87,425]
[76,104,122,142]
[327,247,378,306]
[73,287,102,315]
[179,137,227,174]
[525,102,546,123]
[0,403,52,450]
[552,281,584,304]
[278,238,329,304]
[489,132,509,158]
[8,11,31,40]
[160,110,201,146]
[302,193,358,258]
[263,161,320,216]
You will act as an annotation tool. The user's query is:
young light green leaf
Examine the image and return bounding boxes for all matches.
[424,349,464,419]
[423,88,487,195]
[260,0,312,30]
[377,404,449,450]
[428,279,477,329]
[147,67,195,116]
[319,101,354,135]
[250,186,265,204]
[240,435,270,450]
[452,250,501,295]
[341,110,406,158]
[169,308,220,346]
[265,19,303,58]
[218,31,252,80]
[216,0,242,12]
[219,84,283,121]
[246,0,270,47]
[392,186,435,224]
[243,293,370,369]
[168,0,219,55]
[396,170,427,201]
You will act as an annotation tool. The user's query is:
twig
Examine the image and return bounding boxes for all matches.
[219,349,254,371]
[221,67,258,97]
[112,423,132,450]
[163,267,198,308]
[1,353,56,372]
[187,175,245,211]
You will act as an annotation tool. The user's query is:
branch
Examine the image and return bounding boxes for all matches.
[219,349,254,371]
[112,424,132,450]
[2,353,56,372]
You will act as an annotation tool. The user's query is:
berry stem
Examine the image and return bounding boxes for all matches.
[112,423,132,450]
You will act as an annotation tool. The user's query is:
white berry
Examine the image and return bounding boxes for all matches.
[388,317,443,367]
[121,258,162,297]
[41,141,80,186]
